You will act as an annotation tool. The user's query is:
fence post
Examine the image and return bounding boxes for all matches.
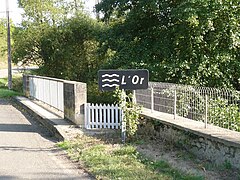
[151,87,154,113]
[84,103,88,129]
[174,89,177,119]
[205,95,208,128]
[121,90,126,144]
[132,90,136,104]
[22,74,30,97]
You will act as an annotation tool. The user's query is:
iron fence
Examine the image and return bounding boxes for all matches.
[136,82,240,132]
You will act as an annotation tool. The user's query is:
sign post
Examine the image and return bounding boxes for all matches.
[98,69,149,143]
[121,90,127,143]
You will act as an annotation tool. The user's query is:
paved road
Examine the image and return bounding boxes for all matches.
[0,69,8,78]
[0,67,38,78]
[0,99,92,179]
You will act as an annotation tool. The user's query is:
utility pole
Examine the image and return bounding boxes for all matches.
[6,0,12,89]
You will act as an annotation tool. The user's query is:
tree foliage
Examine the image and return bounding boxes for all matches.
[13,0,106,83]
[0,19,7,56]
[38,15,105,82]
[12,0,240,92]
[0,18,15,62]
[96,0,240,90]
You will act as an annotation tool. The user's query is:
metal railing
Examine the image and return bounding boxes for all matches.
[29,75,64,112]
[136,82,240,132]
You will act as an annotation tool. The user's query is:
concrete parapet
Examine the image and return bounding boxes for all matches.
[64,81,86,126]
[22,74,30,97]
[23,74,87,126]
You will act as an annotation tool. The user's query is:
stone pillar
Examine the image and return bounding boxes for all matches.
[64,81,87,126]
[22,74,30,97]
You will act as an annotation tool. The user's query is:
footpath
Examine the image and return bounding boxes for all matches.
[0,97,93,179]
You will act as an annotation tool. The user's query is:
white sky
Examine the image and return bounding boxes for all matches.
[0,0,96,25]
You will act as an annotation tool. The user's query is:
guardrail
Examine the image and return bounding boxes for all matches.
[23,75,87,125]
[28,76,64,112]
[136,82,240,132]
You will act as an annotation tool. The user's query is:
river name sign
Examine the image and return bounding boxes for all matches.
[98,69,149,91]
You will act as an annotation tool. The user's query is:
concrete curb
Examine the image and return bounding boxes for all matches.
[12,96,121,142]
[12,96,69,141]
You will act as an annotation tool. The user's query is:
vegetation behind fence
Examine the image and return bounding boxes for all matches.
[136,82,240,132]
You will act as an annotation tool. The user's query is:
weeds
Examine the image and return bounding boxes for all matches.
[0,76,23,98]
[58,135,203,180]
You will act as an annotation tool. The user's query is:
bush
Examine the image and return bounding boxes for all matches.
[87,83,116,104]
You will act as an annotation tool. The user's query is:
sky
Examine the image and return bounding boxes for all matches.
[0,0,96,25]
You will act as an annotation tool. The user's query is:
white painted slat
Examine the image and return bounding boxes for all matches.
[40,78,44,100]
[89,104,92,128]
[85,103,88,129]
[87,104,90,128]
[111,105,114,129]
[91,104,95,128]
[85,103,122,130]
[115,105,118,129]
[57,82,64,111]
[96,104,99,128]
[107,104,110,128]
[33,78,37,99]
[103,104,106,128]
[99,104,103,128]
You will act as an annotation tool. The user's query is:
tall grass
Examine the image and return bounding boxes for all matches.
[58,135,203,180]
[0,76,22,98]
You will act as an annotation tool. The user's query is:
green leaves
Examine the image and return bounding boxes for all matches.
[12,0,240,93]
[114,87,142,138]
[97,0,240,90]
[13,0,106,83]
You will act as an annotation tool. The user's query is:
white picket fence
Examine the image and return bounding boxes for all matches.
[85,103,122,129]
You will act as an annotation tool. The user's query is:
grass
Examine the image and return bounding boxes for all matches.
[0,53,7,69]
[0,76,23,98]
[58,135,204,180]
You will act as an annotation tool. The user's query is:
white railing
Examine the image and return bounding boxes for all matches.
[85,103,122,129]
[29,76,64,112]
[136,82,240,132]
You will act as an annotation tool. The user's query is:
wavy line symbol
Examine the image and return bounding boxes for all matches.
[102,79,119,82]
[102,74,119,78]
[102,84,119,87]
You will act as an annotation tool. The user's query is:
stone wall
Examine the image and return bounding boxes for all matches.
[137,117,240,170]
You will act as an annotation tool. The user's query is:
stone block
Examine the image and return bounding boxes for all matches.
[64,81,87,126]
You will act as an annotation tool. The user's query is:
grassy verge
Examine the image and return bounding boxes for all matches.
[0,76,23,98]
[58,135,203,180]
[0,54,7,69]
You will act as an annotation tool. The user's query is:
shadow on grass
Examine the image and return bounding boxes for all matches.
[58,135,204,180]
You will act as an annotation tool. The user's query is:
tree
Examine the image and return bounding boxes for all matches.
[0,19,7,57]
[96,0,240,90]
[0,18,15,65]
[13,0,106,83]
[38,14,105,82]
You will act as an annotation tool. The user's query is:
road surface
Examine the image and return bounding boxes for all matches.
[0,98,92,179]
[0,66,38,78]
